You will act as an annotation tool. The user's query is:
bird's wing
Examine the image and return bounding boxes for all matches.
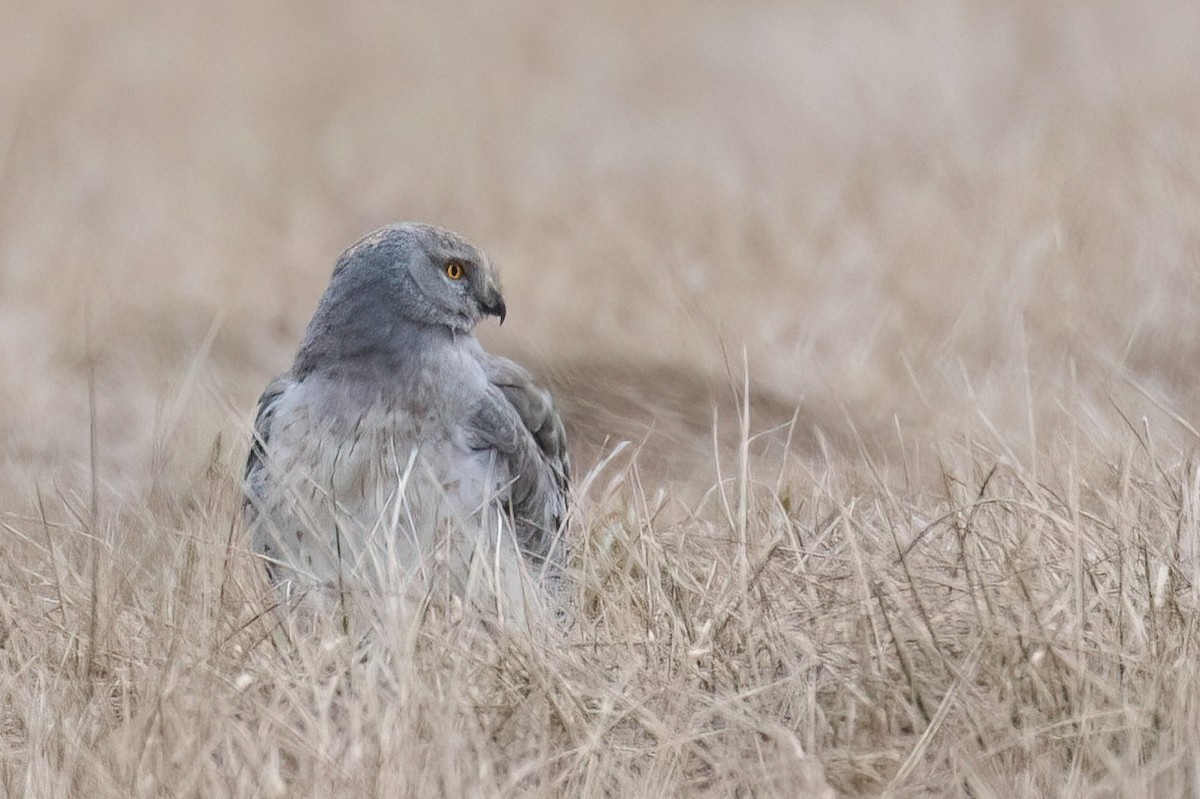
[482,355,570,484]
[465,355,570,563]
[244,374,293,512]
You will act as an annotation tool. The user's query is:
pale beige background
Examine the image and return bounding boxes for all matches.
[3,0,1198,497]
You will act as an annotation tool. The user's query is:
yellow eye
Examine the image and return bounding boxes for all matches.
[445,261,464,280]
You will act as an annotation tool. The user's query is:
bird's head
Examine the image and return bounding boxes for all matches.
[293,223,508,377]
[330,222,507,334]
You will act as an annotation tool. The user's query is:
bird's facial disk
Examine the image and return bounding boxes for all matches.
[417,243,506,330]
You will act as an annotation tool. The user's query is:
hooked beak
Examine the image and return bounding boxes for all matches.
[480,287,507,325]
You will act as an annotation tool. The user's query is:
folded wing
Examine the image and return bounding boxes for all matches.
[466,355,570,567]
[244,376,293,511]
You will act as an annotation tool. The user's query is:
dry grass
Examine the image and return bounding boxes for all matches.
[4,0,1200,796]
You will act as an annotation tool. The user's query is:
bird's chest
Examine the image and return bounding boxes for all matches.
[265,375,497,521]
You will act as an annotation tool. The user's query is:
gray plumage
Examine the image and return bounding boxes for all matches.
[244,223,569,620]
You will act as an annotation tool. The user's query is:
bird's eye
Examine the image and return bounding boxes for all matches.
[445,261,464,280]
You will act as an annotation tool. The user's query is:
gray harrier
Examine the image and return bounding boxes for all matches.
[244,223,569,622]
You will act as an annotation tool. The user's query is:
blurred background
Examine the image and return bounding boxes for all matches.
[2,0,1199,499]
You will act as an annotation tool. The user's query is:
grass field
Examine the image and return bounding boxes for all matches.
[4,1,1200,796]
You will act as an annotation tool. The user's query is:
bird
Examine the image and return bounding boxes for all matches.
[243,223,570,627]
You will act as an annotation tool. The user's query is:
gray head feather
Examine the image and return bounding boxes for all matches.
[292,223,505,378]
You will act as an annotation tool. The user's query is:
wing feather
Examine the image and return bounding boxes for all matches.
[244,375,293,509]
[467,355,570,565]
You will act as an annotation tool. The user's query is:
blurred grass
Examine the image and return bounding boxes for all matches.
[3,0,1200,796]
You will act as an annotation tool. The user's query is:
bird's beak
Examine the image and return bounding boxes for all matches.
[480,286,507,325]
